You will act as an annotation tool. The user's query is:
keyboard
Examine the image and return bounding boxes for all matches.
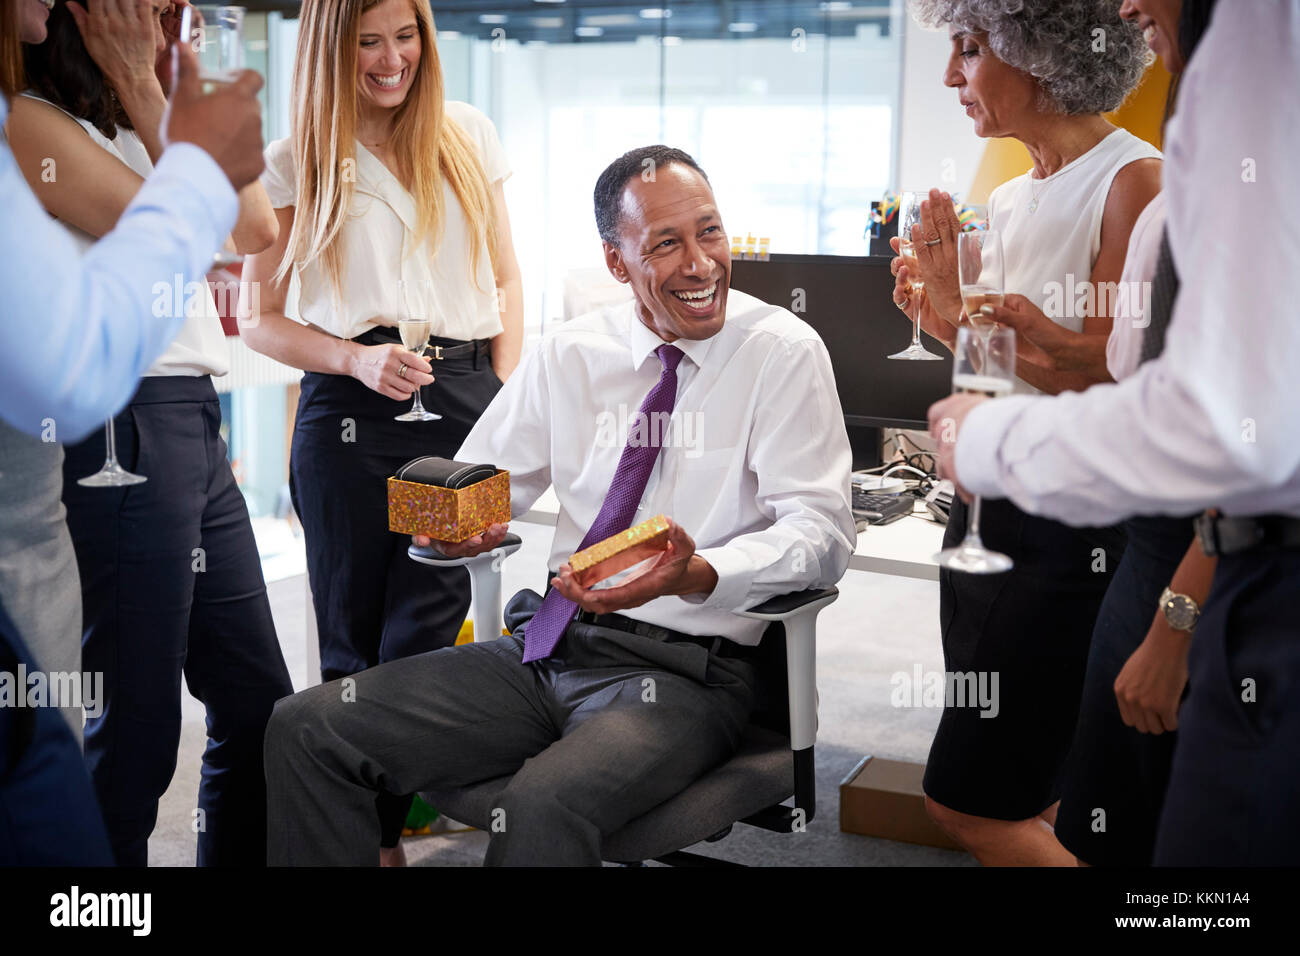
[852,489,915,526]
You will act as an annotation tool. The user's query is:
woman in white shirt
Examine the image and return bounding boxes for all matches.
[240,0,524,863]
[8,0,293,866]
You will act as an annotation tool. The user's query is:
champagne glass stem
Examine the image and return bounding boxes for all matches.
[409,387,427,417]
[911,304,922,347]
[105,419,119,469]
[966,494,984,542]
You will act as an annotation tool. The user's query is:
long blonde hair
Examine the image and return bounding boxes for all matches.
[277,0,499,300]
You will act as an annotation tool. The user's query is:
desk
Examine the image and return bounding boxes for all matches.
[520,487,944,582]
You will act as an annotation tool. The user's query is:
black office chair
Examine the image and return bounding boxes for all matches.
[408,535,837,866]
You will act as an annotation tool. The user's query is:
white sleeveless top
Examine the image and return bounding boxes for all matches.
[989,128,1161,388]
[20,93,228,378]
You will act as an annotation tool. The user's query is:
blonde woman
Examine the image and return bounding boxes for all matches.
[241,0,523,862]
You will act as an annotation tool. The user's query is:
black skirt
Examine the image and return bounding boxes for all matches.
[922,495,1124,820]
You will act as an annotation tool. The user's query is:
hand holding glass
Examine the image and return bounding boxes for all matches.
[395,318,440,422]
[934,326,1015,574]
[958,229,1005,349]
[888,191,944,361]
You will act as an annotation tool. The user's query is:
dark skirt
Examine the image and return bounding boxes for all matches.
[1055,514,1195,865]
[922,495,1124,821]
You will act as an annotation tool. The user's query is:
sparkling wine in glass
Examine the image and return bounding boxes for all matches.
[394,317,440,422]
[184,6,245,91]
[78,418,147,487]
[934,326,1015,574]
[958,229,1005,354]
[888,191,944,361]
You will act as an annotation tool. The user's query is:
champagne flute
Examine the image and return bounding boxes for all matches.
[394,279,441,422]
[888,191,944,361]
[934,326,1015,574]
[958,229,1005,359]
[183,6,247,271]
[184,6,245,89]
[78,417,147,487]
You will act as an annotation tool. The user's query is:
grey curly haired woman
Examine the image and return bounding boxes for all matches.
[887,0,1163,866]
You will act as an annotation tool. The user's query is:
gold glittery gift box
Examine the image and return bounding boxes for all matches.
[387,469,511,542]
[569,514,671,588]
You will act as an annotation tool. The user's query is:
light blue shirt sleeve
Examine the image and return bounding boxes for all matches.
[0,96,238,443]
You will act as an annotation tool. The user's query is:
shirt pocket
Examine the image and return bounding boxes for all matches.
[672,446,740,533]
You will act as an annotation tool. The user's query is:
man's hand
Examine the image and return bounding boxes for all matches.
[1113,619,1192,734]
[548,519,718,615]
[161,34,265,190]
[413,522,510,560]
[928,392,988,502]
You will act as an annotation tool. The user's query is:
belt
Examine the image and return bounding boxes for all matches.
[425,340,491,361]
[570,608,755,660]
[1196,512,1300,556]
[354,327,492,363]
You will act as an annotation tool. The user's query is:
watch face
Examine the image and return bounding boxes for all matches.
[1166,595,1198,631]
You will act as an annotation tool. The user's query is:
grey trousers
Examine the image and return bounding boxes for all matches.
[0,422,83,742]
[265,593,757,866]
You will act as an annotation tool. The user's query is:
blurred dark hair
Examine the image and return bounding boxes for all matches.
[23,0,132,138]
[0,0,24,98]
[1165,0,1219,124]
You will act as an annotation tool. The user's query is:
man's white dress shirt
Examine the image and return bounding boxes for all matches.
[0,95,238,442]
[957,0,1300,524]
[458,289,857,645]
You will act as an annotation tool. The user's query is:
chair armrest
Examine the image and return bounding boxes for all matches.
[407,533,523,569]
[735,587,838,756]
[407,534,523,642]
[735,587,839,622]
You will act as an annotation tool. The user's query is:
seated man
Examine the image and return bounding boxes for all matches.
[264,145,855,866]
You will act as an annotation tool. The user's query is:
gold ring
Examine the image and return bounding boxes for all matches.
[398,364,408,379]
[925,238,942,246]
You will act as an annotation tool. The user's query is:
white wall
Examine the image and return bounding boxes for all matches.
[896,17,985,197]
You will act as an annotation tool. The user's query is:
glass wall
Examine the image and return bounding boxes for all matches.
[230,1,903,536]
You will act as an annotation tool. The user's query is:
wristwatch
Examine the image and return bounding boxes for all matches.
[1159,587,1201,632]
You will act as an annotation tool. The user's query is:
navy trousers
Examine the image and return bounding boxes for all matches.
[61,376,294,866]
[1154,548,1300,864]
[289,333,502,845]
[1055,515,1194,866]
[0,599,113,866]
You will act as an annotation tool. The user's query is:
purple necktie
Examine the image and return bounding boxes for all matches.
[522,343,685,663]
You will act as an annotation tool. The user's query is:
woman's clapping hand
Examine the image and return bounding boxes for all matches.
[66,0,168,97]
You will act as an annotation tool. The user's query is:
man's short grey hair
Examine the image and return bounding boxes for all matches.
[910,0,1151,115]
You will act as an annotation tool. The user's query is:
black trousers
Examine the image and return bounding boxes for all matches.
[1055,515,1195,866]
[289,333,502,845]
[1154,547,1300,865]
[61,376,294,866]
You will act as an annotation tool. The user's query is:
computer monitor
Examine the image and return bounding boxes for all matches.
[729,253,953,431]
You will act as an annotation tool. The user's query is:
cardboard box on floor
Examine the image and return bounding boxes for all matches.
[839,755,965,851]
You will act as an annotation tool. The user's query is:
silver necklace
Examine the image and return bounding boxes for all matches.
[1027,173,1053,214]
